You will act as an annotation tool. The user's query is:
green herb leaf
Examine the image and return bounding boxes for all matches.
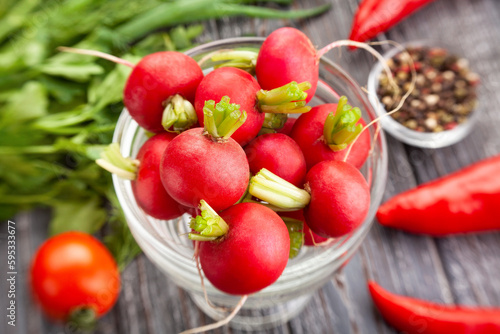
[0,81,48,126]
[49,196,107,236]
[39,63,105,82]
[88,55,137,107]
[104,191,142,271]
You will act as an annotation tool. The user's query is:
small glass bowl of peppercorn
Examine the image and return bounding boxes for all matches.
[367,41,480,148]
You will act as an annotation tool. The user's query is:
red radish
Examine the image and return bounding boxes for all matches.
[248,161,370,238]
[125,51,203,133]
[132,134,187,220]
[291,98,370,169]
[190,201,289,295]
[303,160,370,238]
[161,128,248,212]
[161,97,250,212]
[303,219,328,245]
[58,47,203,134]
[194,67,263,146]
[277,117,297,136]
[96,135,186,220]
[256,27,319,103]
[244,133,306,187]
[280,210,327,246]
[195,67,312,146]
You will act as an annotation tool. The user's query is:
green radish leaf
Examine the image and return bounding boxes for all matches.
[0,204,19,221]
[49,196,107,236]
[39,62,105,82]
[170,26,193,50]
[132,33,175,56]
[88,55,137,107]
[0,155,54,192]
[53,138,105,160]
[38,76,85,104]
[0,81,48,126]
[104,190,141,271]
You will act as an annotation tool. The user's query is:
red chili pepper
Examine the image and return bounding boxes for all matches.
[349,0,436,44]
[368,281,500,334]
[376,155,500,236]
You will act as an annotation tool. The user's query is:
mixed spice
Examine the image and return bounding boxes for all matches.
[377,46,479,132]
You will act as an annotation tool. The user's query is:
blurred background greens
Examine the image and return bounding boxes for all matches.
[0,0,329,269]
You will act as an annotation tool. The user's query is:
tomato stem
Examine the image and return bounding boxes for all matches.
[95,143,139,180]
[249,168,311,209]
[161,94,198,133]
[189,200,229,241]
[323,96,363,151]
[281,217,304,259]
[203,96,247,140]
[257,81,312,114]
[68,307,97,331]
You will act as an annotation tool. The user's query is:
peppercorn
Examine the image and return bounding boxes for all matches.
[377,46,478,133]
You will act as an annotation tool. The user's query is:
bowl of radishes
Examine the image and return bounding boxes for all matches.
[111,34,388,330]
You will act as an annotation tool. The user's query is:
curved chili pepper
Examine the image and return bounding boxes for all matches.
[368,281,500,334]
[376,155,500,236]
[349,0,436,44]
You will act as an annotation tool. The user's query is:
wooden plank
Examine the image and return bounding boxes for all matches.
[3,1,500,334]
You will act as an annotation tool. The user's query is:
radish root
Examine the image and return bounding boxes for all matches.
[193,241,229,312]
[318,40,416,163]
[57,47,135,68]
[317,40,399,96]
[179,295,248,334]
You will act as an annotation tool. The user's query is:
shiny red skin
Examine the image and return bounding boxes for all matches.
[194,67,263,146]
[349,0,435,45]
[276,117,297,136]
[244,133,306,187]
[199,203,289,295]
[376,155,500,236]
[304,161,370,238]
[256,27,318,103]
[368,281,500,334]
[124,52,203,133]
[160,128,249,212]
[290,103,370,170]
[280,210,327,246]
[132,133,186,220]
[30,232,120,321]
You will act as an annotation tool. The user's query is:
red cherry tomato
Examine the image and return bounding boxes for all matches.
[30,232,120,321]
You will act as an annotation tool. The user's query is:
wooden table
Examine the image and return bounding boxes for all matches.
[3,0,500,333]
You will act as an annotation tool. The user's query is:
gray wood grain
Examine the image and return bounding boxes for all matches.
[2,0,500,333]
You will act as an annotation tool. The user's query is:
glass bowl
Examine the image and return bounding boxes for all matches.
[367,40,480,149]
[112,37,388,330]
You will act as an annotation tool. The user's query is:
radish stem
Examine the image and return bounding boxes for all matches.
[257,81,312,114]
[95,143,139,180]
[249,169,310,209]
[203,96,247,140]
[57,47,135,68]
[261,113,288,133]
[161,94,197,133]
[211,50,258,74]
[323,96,363,151]
[189,200,229,241]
